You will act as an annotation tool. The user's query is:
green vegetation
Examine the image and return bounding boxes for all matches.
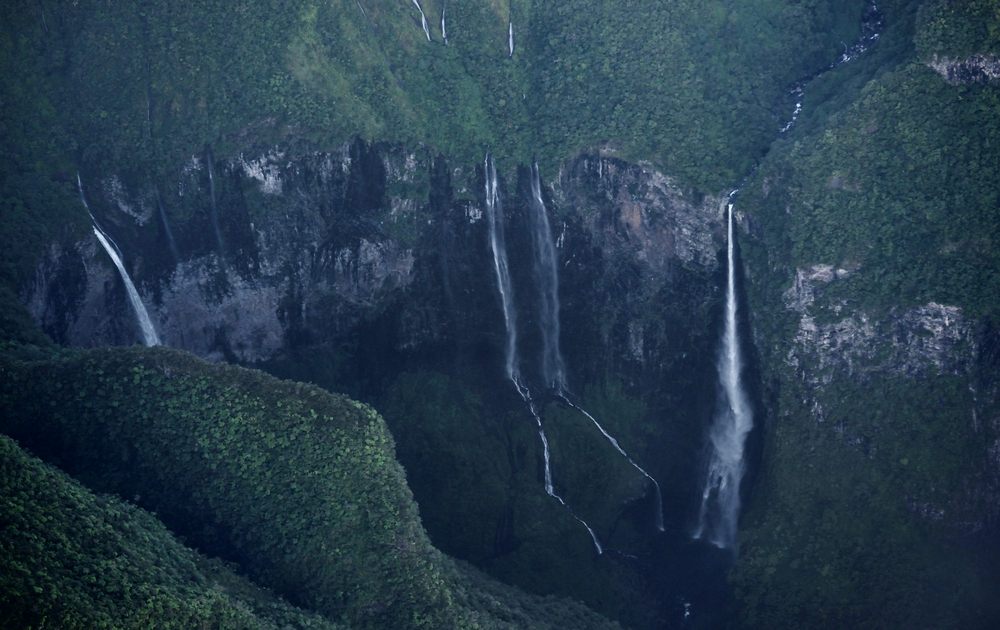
[0,346,617,629]
[744,62,1000,316]
[732,376,999,628]
[730,1,1000,626]
[380,370,657,627]
[0,434,342,630]
[916,0,1000,57]
[527,0,867,188]
[4,0,999,627]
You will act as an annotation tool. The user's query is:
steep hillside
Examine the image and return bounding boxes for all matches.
[732,0,1000,626]
[0,434,342,630]
[0,346,617,629]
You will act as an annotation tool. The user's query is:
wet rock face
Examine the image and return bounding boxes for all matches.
[788,301,974,382]
[27,140,427,362]
[781,264,975,382]
[928,53,1000,84]
[27,144,724,375]
[556,154,721,277]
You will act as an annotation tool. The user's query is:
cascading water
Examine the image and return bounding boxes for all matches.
[780,1,883,135]
[441,1,447,45]
[693,202,752,549]
[508,21,514,57]
[484,154,602,554]
[530,162,664,532]
[78,174,161,348]
[411,0,431,42]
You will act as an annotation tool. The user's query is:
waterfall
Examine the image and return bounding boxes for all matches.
[484,154,602,554]
[206,150,225,257]
[411,0,431,42]
[441,2,447,45]
[693,203,752,549]
[529,163,567,391]
[508,21,514,57]
[531,163,664,531]
[78,174,161,347]
[484,154,519,382]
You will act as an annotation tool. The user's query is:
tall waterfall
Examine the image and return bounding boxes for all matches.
[484,154,602,554]
[529,163,566,391]
[693,202,752,549]
[411,0,431,41]
[531,163,664,532]
[78,174,161,347]
[508,21,514,57]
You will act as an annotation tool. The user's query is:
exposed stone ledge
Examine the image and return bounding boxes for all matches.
[927,53,1000,84]
[787,302,973,381]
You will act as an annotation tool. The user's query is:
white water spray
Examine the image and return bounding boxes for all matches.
[508,21,514,57]
[411,0,431,41]
[78,174,160,347]
[531,162,664,532]
[484,154,602,554]
[693,203,752,549]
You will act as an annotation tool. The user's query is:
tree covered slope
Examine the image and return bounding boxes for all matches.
[730,0,1000,626]
[0,434,343,630]
[0,346,618,629]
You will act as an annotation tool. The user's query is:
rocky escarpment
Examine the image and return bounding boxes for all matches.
[26,143,724,378]
[778,260,996,524]
[785,264,974,381]
[28,142,428,362]
[927,53,1000,83]
[22,140,726,627]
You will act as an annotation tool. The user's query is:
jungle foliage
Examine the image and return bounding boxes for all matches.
[730,0,1000,626]
[0,346,617,629]
[0,434,343,630]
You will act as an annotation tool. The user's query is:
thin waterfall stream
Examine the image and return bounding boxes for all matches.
[441,1,447,45]
[411,0,431,42]
[692,0,883,551]
[484,154,603,554]
[530,162,665,532]
[78,174,161,347]
[206,149,225,257]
